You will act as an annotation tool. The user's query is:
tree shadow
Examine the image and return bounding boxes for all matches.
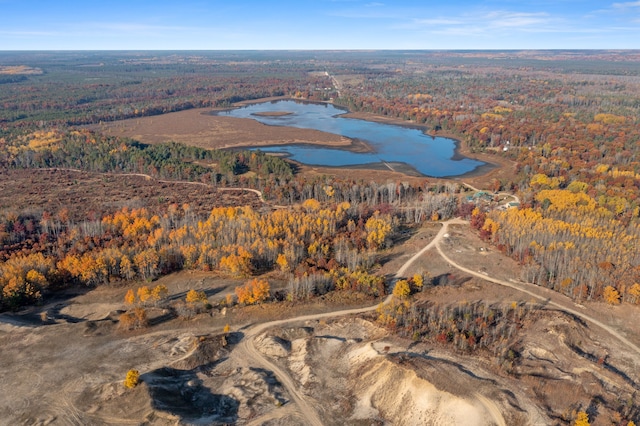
[147,309,177,326]
[431,273,472,287]
[142,366,239,424]
[0,286,93,327]
[567,343,640,391]
[167,286,228,303]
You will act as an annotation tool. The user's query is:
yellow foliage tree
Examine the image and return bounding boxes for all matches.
[412,273,424,290]
[124,289,135,305]
[137,286,152,304]
[627,283,640,304]
[302,198,321,212]
[603,286,621,305]
[594,113,626,124]
[151,284,168,302]
[276,253,289,272]
[530,173,561,189]
[120,255,135,280]
[25,269,47,287]
[574,411,590,426]
[123,369,140,389]
[365,214,392,249]
[393,279,411,298]
[185,289,208,304]
[323,185,335,197]
[219,247,252,277]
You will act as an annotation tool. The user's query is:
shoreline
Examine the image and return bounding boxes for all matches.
[224,99,502,180]
[339,109,512,181]
[97,97,511,183]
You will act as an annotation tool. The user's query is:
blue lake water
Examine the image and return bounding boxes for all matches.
[218,100,485,177]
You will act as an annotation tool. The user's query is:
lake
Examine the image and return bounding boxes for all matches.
[218,100,485,178]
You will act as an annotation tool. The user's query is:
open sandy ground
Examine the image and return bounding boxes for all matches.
[1,219,638,425]
[1,102,635,425]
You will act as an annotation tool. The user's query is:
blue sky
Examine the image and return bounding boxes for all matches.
[1,0,639,50]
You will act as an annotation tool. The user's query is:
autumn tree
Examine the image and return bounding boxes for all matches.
[603,286,621,305]
[365,213,392,250]
[276,253,290,272]
[133,248,159,281]
[137,286,152,304]
[627,283,640,304]
[393,279,411,298]
[120,255,135,281]
[412,273,425,291]
[219,247,253,277]
[119,307,148,330]
[151,284,168,303]
[124,289,135,305]
[185,289,208,305]
[123,369,140,389]
[574,411,590,426]
[235,278,270,305]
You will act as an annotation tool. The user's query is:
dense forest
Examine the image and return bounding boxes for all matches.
[2,50,640,310]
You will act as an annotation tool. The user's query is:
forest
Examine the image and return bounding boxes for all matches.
[2,50,640,311]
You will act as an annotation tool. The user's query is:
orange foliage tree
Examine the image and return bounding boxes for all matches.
[235,278,270,305]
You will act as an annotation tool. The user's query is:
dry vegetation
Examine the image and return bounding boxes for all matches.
[1,223,637,425]
[0,168,263,222]
[92,107,354,151]
[1,51,639,425]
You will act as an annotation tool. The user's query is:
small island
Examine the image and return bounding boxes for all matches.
[251,111,293,117]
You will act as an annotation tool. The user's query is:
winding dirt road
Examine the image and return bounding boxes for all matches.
[232,220,506,425]
[232,217,640,425]
[31,168,637,422]
[40,167,268,203]
[436,221,640,357]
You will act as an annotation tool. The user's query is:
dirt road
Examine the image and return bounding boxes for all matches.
[41,167,268,203]
[436,221,640,357]
[233,217,639,425]
[231,219,486,425]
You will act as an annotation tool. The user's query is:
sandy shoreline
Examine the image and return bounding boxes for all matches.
[93,97,513,184]
[221,99,502,179]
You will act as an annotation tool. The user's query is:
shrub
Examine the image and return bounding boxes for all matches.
[123,369,140,389]
[186,289,208,304]
[118,307,148,330]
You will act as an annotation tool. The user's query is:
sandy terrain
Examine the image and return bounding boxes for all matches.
[1,220,638,425]
[1,103,636,425]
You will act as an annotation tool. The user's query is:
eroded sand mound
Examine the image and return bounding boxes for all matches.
[255,318,545,425]
[349,345,501,426]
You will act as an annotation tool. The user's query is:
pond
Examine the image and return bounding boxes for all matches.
[218,100,485,178]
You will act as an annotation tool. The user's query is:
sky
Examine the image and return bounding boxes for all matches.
[1,0,639,50]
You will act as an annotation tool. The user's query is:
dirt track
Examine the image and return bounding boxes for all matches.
[231,218,638,425]
[436,224,640,357]
[231,220,508,426]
